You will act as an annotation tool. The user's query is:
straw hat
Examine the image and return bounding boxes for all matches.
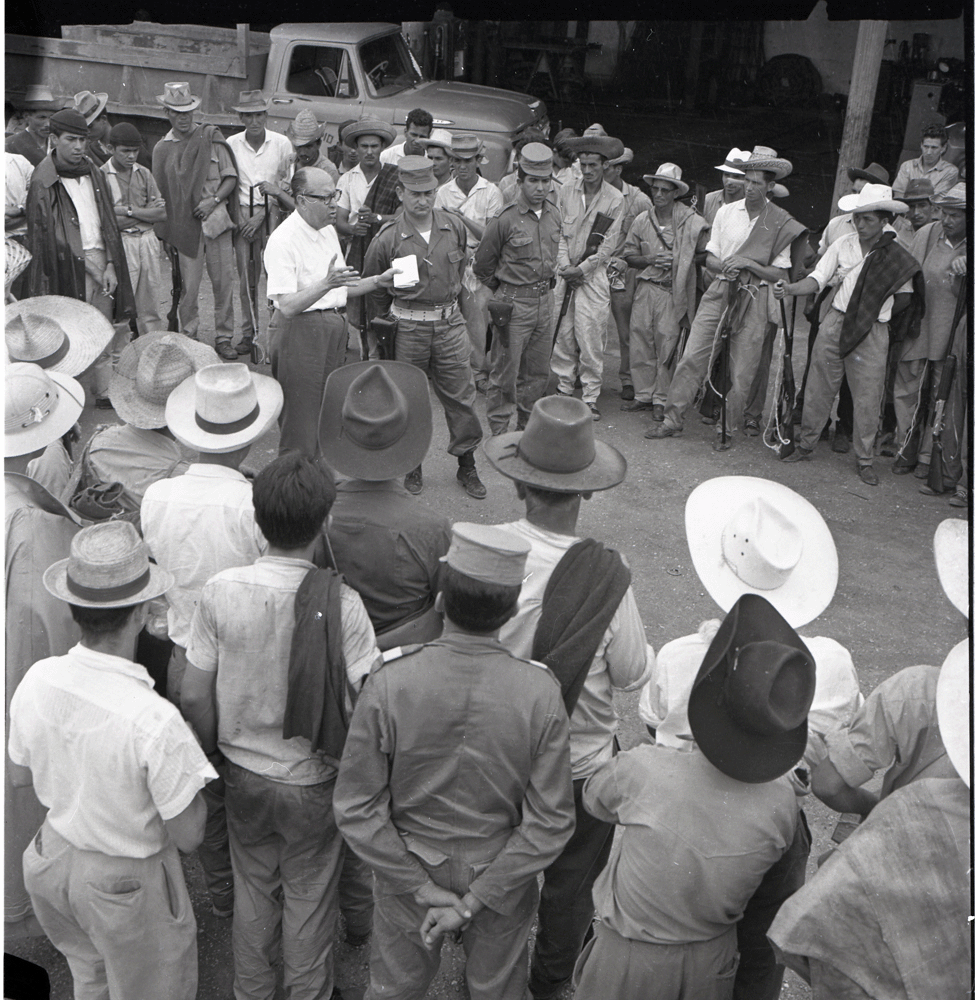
[165,363,283,454]
[563,135,625,161]
[606,147,634,168]
[837,183,907,215]
[685,477,838,628]
[71,90,108,125]
[449,133,486,162]
[320,361,432,480]
[583,123,608,137]
[232,90,270,113]
[156,82,202,113]
[286,110,326,146]
[934,183,967,210]
[642,163,689,197]
[5,238,32,297]
[730,145,793,180]
[484,395,626,493]
[5,362,84,458]
[43,520,174,609]
[17,85,61,112]
[934,518,969,617]
[341,117,396,148]
[688,593,815,784]
[417,128,453,154]
[6,297,116,378]
[936,639,970,787]
[847,162,889,186]
[109,332,219,429]
[716,148,749,175]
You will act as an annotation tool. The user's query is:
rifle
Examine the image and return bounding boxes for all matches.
[243,185,268,364]
[553,211,615,342]
[926,282,966,495]
[772,295,798,457]
[164,241,181,331]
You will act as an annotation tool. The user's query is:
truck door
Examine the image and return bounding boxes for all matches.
[271,43,364,147]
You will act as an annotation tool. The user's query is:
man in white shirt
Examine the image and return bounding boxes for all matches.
[435,133,504,391]
[5,151,33,239]
[227,91,295,357]
[380,107,433,166]
[264,166,399,458]
[417,128,454,187]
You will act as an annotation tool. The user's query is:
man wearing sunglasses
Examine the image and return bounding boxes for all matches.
[263,167,398,457]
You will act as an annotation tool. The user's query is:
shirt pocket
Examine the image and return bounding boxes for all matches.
[509,235,534,257]
[403,835,450,875]
[447,249,465,264]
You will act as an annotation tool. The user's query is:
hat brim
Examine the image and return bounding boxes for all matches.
[936,639,971,786]
[900,192,934,203]
[837,194,908,214]
[6,296,116,378]
[687,593,810,783]
[483,430,626,493]
[731,158,792,180]
[563,136,624,160]
[934,196,967,209]
[641,173,690,197]
[934,518,969,617]
[19,99,62,111]
[319,361,433,480]
[4,369,84,457]
[716,163,746,175]
[165,371,283,453]
[108,333,220,429]
[158,96,202,112]
[232,102,271,113]
[685,476,838,628]
[289,126,327,145]
[847,167,887,185]
[43,557,174,609]
[342,123,396,148]
[80,93,108,125]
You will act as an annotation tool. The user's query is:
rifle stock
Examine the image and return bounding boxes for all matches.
[553,211,615,341]
[927,282,966,494]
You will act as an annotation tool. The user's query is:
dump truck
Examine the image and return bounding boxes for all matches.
[5,21,549,180]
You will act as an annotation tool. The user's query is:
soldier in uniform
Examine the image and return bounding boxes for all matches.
[363,156,487,499]
[474,142,565,436]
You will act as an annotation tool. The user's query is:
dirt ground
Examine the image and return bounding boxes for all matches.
[7,101,967,999]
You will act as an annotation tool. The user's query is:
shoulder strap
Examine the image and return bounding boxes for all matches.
[645,208,673,251]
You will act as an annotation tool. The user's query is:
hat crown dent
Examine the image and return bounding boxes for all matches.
[517,396,596,475]
[724,641,816,736]
[721,496,803,590]
[341,365,409,451]
[5,363,59,432]
[5,312,68,365]
[67,520,150,595]
[192,363,258,425]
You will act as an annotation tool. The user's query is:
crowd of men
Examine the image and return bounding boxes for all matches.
[3,75,972,1000]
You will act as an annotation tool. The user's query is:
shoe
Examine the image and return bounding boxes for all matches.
[712,435,734,452]
[620,399,654,412]
[404,466,422,495]
[891,458,916,475]
[344,929,371,948]
[652,404,665,422]
[215,340,238,361]
[831,431,851,454]
[949,486,968,508]
[644,424,681,439]
[742,419,760,437]
[94,397,114,410]
[212,902,233,919]
[620,384,635,401]
[701,414,717,425]
[457,462,487,499]
[235,339,254,356]
[857,465,879,486]
[781,446,812,463]
[586,402,601,421]
[918,483,947,496]
[555,389,574,398]
[913,463,930,480]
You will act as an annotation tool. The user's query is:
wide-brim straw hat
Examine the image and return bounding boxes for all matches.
[6,297,116,378]
[5,238,32,296]
[320,361,432,480]
[484,395,626,493]
[685,476,838,628]
[109,332,219,429]
[730,145,793,180]
[934,183,967,210]
[5,363,84,458]
[232,90,270,113]
[934,518,969,617]
[936,639,970,787]
[642,163,689,197]
[563,135,625,161]
[44,520,174,609]
[286,111,326,145]
[156,82,202,113]
[847,162,889,186]
[72,90,108,125]
[166,363,283,454]
[837,183,907,215]
[341,117,396,149]
[716,148,749,175]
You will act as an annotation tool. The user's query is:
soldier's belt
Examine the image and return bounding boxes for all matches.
[390,300,459,322]
[497,278,555,299]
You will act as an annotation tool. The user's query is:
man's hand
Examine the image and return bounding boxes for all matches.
[559,265,584,288]
[654,251,674,268]
[325,254,360,289]
[949,256,967,277]
[102,263,118,297]
[193,195,221,220]
[354,210,381,236]
[420,906,468,949]
[258,181,284,200]
[722,254,754,277]
[114,205,132,220]
[376,266,403,288]
[240,210,266,241]
[773,279,789,300]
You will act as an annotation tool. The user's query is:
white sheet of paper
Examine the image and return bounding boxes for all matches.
[392,254,420,288]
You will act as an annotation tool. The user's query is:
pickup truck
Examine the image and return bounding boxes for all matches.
[5,21,548,180]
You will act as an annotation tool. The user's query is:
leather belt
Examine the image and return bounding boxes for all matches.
[391,300,458,322]
[497,278,555,299]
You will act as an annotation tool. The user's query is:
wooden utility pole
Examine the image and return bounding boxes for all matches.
[829,19,888,217]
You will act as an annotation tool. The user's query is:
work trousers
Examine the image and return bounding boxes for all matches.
[610,267,637,388]
[528,776,615,998]
[178,230,235,343]
[120,230,167,336]
[894,358,940,461]
[234,223,269,346]
[798,307,888,465]
[23,821,198,1000]
[394,310,483,457]
[460,261,492,382]
[224,763,344,1000]
[573,922,738,1000]
[662,279,768,435]
[85,247,128,399]
[365,875,539,1000]
[743,322,778,426]
[269,309,348,459]
[551,269,612,404]
[629,280,679,405]
[486,292,554,435]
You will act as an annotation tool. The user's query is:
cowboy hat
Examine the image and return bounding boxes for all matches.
[685,477,838,628]
[232,90,270,113]
[6,297,116,378]
[837,183,907,215]
[900,178,935,202]
[730,145,793,180]
[934,183,967,210]
[847,162,889,186]
[770,183,790,199]
[286,110,326,146]
[642,163,689,197]
[16,85,61,111]
[72,90,108,125]
[606,147,634,168]
[716,148,749,175]
[109,332,219,430]
[688,593,815,784]
[934,518,968,617]
[563,135,625,161]
[44,520,174,609]
[165,363,283,454]
[5,238,31,297]
[156,82,202,113]
[484,395,626,493]
[320,361,432,480]
[417,128,453,154]
[936,639,970,787]
[341,117,396,149]
[5,362,84,458]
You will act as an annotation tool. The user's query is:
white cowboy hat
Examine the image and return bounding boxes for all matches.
[716,148,749,175]
[685,476,838,628]
[730,145,793,180]
[165,363,283,454]
[837,183,908,215]
[5,362,84,458]
[642,162,689,197]
[44,520,174,609]
[6,296,116,378]
[936,639,970,787]
[934,518,969,617]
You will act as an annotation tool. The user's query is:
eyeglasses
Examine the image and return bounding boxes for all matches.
[301,191,337,204]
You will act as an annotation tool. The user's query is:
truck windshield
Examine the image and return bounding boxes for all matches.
[360,34,424,98]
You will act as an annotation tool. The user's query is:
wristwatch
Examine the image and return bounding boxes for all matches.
[126,207,133,217]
